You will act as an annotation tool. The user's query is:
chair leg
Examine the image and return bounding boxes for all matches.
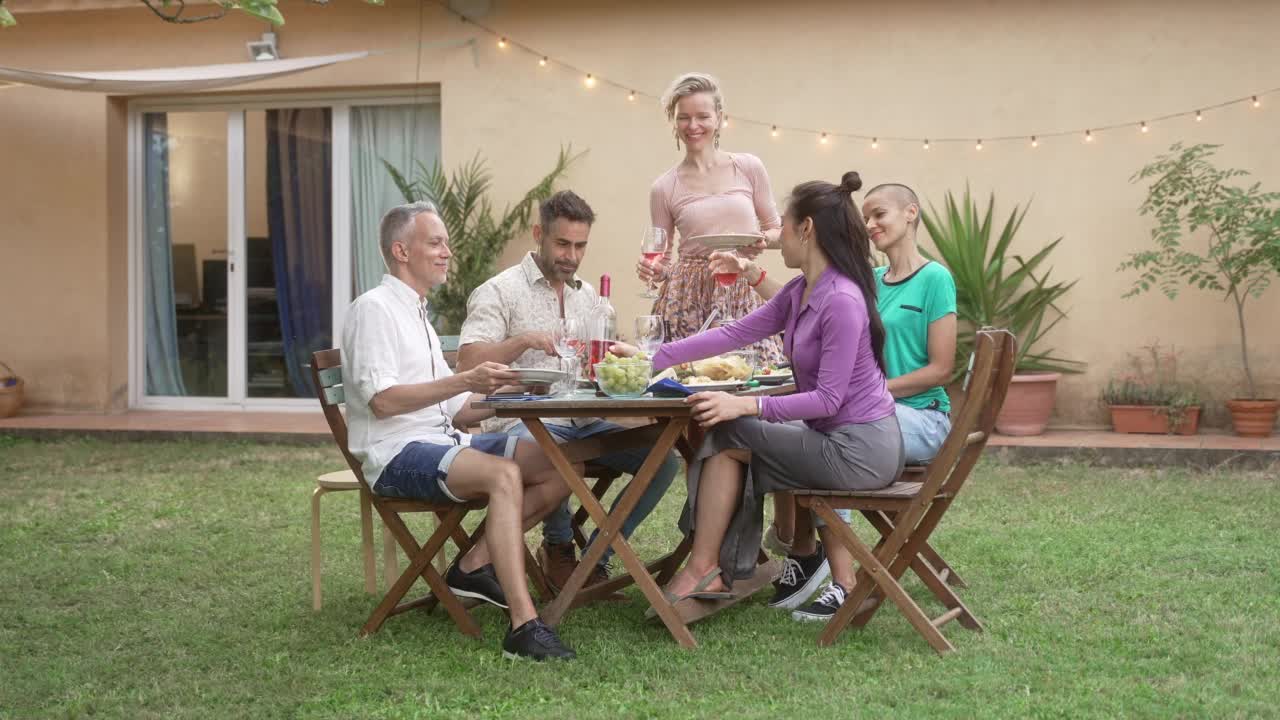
[382,522,398,591]
[311,487,328,612]
[359,490,376,595]
[809,499,954,654]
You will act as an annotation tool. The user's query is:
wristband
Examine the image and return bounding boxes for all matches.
[748,268,767,288]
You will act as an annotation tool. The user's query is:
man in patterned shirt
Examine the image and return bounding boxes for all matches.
[458,191,680,597]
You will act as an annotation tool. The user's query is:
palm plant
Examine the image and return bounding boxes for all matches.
[920,188,1084,380]
[383,146,583,334]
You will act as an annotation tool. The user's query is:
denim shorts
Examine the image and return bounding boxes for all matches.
[896,403,952,465]
[372,434,518,504]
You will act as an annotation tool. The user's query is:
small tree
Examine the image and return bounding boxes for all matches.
[383,146,583,334]
[1120,142,1280,400]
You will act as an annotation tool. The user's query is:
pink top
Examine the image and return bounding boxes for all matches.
[649,152,782,258]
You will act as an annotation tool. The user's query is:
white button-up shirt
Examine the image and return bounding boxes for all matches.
[342,274,471,487]
[460,251,600,432]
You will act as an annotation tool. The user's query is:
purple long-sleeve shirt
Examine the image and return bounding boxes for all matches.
[653,267,896,433]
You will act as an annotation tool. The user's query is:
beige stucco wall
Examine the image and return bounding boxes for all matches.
[1,0,1278,427]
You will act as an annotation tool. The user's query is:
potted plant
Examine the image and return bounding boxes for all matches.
[922,188,1085,436]
[383,146,583,334]
[0,361,22,419]
[1120,143,1280,437]
[1100,342,1201,435]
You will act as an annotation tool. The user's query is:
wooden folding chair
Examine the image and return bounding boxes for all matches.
[309,349,550,637]
[793,328,1016,654]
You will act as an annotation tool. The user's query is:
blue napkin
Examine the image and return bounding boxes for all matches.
[646,378,695,397]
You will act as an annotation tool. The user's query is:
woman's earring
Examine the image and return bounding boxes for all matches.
[674,129,681,150]
[714,130,720,150]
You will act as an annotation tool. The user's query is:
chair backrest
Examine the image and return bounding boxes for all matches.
[916,328,1017,503]
[440,335,461,370]
[309,348,368,484]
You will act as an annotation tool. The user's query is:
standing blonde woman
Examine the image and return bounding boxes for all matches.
[636,72,785,366]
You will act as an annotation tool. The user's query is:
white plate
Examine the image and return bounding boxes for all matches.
[511,368,569,385]
[687,233,765,250]
[681,381,747,392]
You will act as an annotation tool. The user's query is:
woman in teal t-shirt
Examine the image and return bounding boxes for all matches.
[861,183,957,464]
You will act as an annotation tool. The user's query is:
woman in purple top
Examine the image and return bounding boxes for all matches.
[650,171,904,606]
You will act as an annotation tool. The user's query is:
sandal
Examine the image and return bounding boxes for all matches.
[644,567,733,619]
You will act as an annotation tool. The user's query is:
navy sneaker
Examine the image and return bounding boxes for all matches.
[446,561,508,609]
[502,618,576,661]
[767,543,830,610]
[791,582,848,623]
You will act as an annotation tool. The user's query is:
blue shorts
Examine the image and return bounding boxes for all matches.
[372,434,518,504]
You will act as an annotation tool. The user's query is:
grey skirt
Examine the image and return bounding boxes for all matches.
[680,414,904,585]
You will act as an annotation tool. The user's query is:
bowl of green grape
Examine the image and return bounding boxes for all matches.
[593,353,653,399]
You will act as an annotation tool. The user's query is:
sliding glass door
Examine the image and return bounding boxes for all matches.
[132,94,440,409]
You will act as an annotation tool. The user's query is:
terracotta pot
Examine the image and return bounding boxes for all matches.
[0,378,22,419]
[1108,405,1200,435]
[1225,398,1279,438]
[995,372,1060,436]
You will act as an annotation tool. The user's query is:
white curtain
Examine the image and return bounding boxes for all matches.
[350,104,441,294]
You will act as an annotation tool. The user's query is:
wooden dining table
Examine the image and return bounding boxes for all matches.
[473,382,794,648]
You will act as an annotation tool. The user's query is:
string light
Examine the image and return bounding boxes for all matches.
[439,5,1277,152]
[721,115,729,129]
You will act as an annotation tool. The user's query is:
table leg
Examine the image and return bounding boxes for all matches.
[525,417,698,649]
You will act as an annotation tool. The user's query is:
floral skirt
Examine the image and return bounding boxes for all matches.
[651,255,785,367]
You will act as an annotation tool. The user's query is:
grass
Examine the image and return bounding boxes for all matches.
[1,435,1278,719]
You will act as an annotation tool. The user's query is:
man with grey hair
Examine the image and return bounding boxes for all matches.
[342,202,576,661]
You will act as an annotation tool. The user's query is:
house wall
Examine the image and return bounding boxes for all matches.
[1,0,1278,427]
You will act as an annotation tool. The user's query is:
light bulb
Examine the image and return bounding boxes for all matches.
[976,139,983,151]
[1253,95,1261,108]
[1140,121,1149,133]
[497,37,507,49]
[627,91,636,102]
[539,56,548,67]
[1085,129,1094,142]
[819,132,829,145]
[923,139,930,150]
[871,138,879,150]
[721,116,729,129]
[584,74,596,88]
[1195,110,1203,122]
[1030,136,1039,148]
[770,125,778,138]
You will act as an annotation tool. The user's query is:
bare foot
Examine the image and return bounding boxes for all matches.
[664,566,730,598]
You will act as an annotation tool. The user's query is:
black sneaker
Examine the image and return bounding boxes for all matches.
[502,618,576,661]
[791,582,848,622]
[446,561,508,609]
[767,543,831,610]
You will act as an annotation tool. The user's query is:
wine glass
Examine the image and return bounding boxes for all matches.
[552,316,585,377]
[640,227,669,298]
[634,315,665,357]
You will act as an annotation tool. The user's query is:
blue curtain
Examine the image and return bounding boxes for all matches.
[143,113,188,397]
[267,108,332,398]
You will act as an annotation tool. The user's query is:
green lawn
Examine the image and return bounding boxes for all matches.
[2,436,1278,719]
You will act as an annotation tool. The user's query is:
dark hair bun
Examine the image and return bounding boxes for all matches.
[840,171,863,193]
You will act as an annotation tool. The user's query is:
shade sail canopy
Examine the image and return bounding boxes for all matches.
[0,51,370,93]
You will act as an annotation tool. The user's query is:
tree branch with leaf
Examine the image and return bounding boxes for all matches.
[1,0,384,28]
[1120,142,1280,400]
